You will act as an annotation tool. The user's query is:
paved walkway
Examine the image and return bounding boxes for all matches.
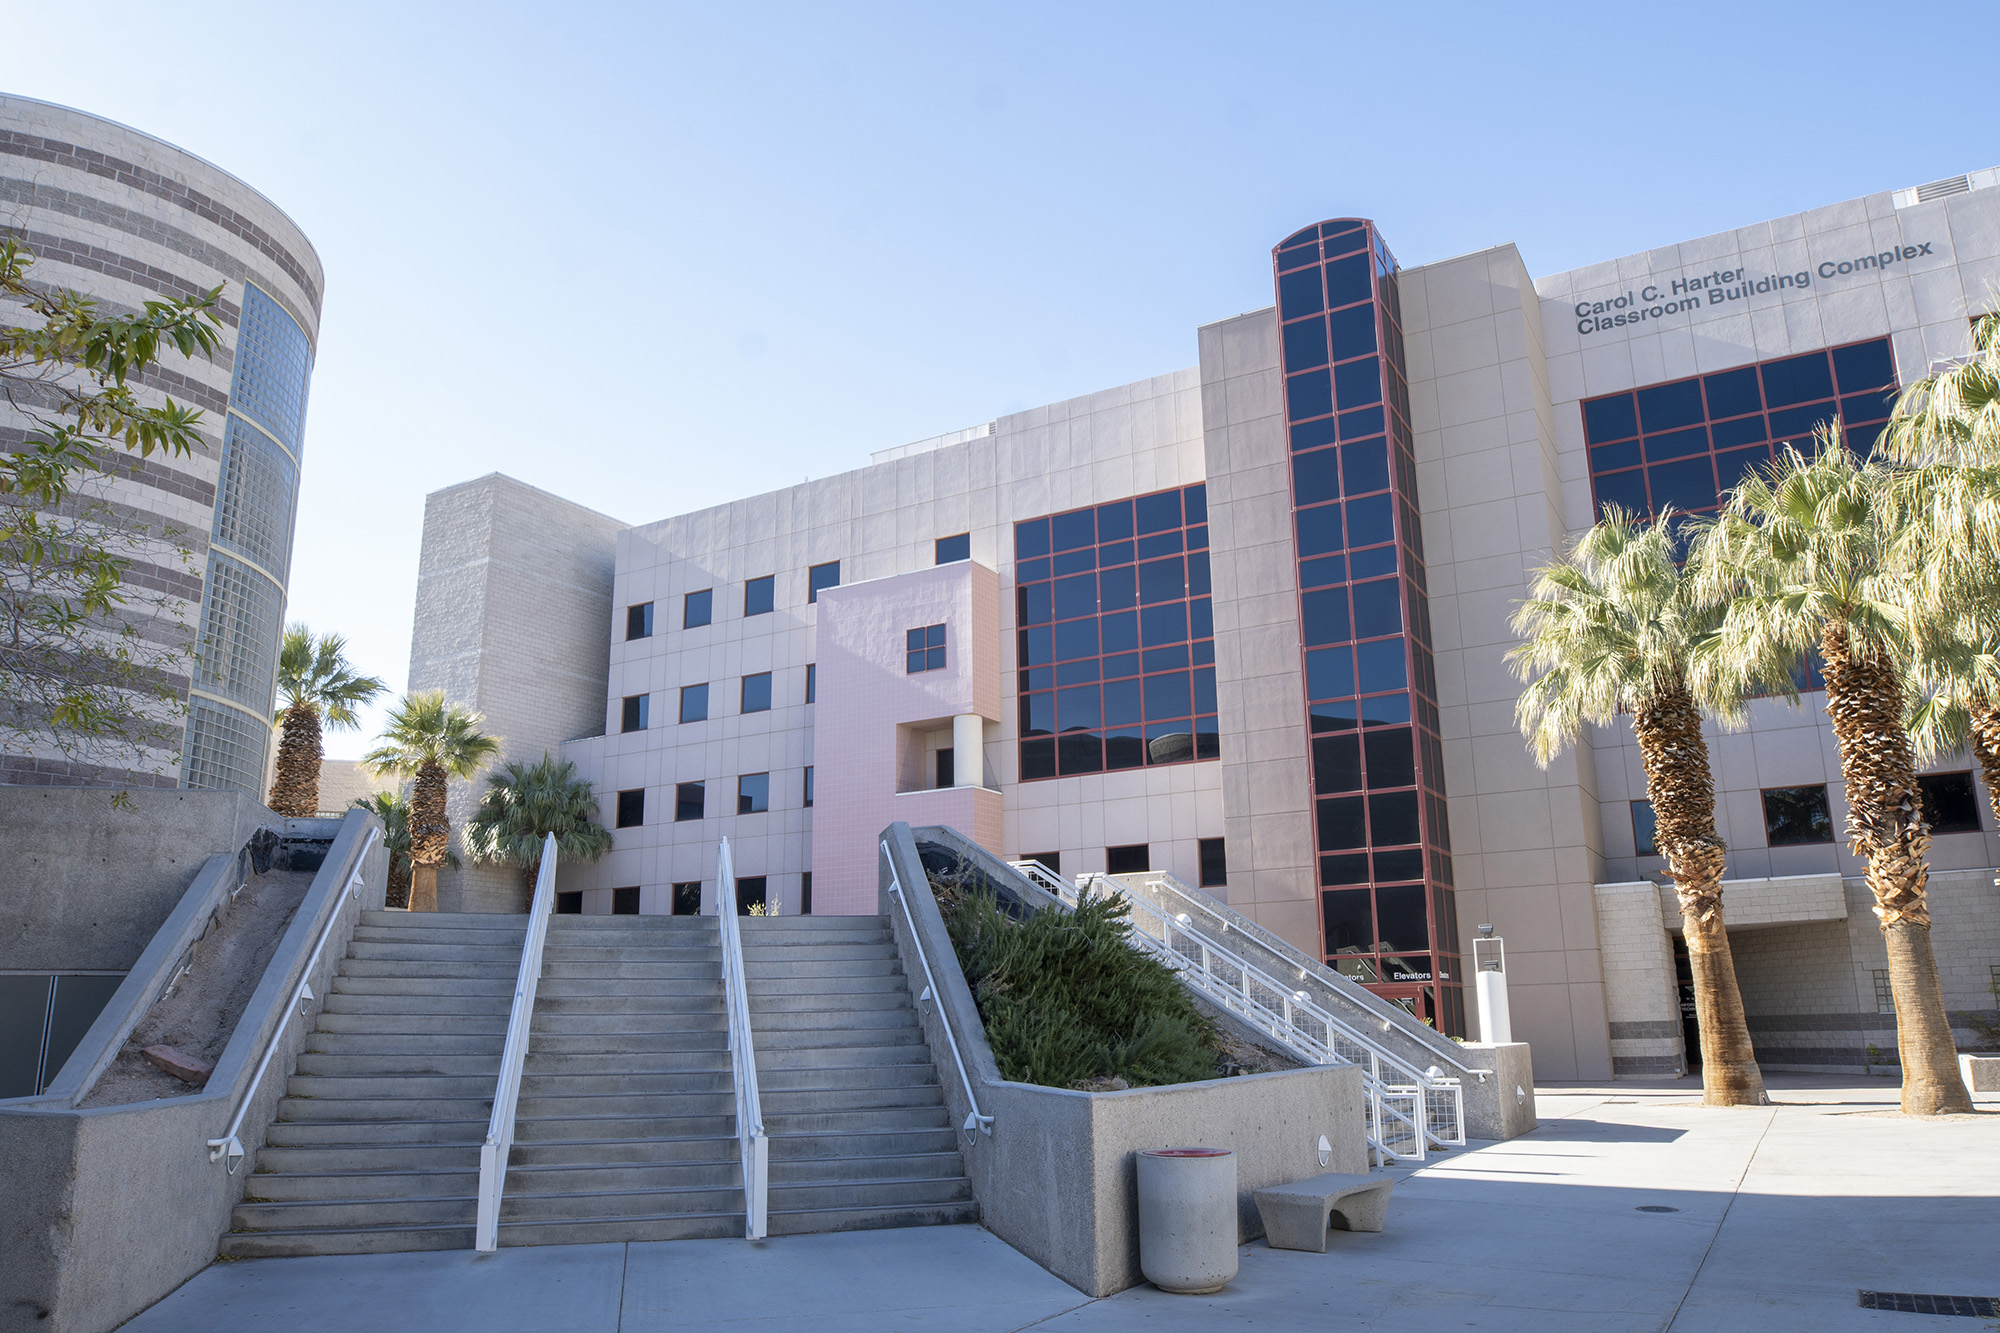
[128,1077,1998,1332]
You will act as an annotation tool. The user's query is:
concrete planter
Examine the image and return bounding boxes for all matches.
[1137,1148,1238,1294]
[1961,1054,2000,1092]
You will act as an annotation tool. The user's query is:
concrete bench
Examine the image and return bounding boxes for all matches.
[1253,1172,1396,1252]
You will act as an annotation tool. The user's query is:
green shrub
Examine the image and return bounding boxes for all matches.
[932,875,1222,1089]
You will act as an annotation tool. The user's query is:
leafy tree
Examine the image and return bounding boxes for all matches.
[361,692,500,912]
[462,752,613,896]
[268,625,386,817]
[1,238,222,782]
[1509,507,1767,1106]
[1694,434,1972,1115]
[352,788,459,911]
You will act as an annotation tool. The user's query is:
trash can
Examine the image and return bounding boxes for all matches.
[1136,1147,1238,1294]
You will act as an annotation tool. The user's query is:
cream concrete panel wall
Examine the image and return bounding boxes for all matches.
[1403,243,1611,1080]
[408,474,623,912]
[1591,881,1685,1077]
[1193,307,1317,954]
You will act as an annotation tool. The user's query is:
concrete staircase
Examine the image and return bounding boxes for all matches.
[223,908,972,1256]
[742,915,977,1235]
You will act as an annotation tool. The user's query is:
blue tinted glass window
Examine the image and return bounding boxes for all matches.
[1364,728,1415,788]
[1141,602,1187,647]
[1590,441,1640,472]
[1276,242,1320,272]
[1189,597,1213,640]
[680,683,709,723]
[1593,468,1648,518]
[1760,352,1835,408]
[1338,406,1384,441]
[1136,530,1182,560]
[1291,418,1339,452]
[1103,677,1141,725]
[1058,686,1101,730]
[1103,651,1141,679]
[1349,544,1397,579]
[1020,739,1055,779]
[1832,339,1895,392]
[1287,369,1332,421]
[1096,500,1134,540]
[1350,579,1402,638]
[1322,225,1367,255]
[1847,419,1886,454]
[1636,379,1704,432]
[1186,552,1211,596]
[807,561,840,604]
[1648,457,1717,512]
[1312,699,1357,732]
[1020,692,1053,736]
[1053,548,1096,575]
[1017,581,1051,625]
[1324,253,1371,308]
[1710,415,1768,449]
[1099,564,1137,611]
[1059,732,1102,774]
[1318,796,1367,850]
[1320,855,1370,887]
[1292,449,1339,506]
[1703,366,1762,418]
[1144,644,1190,673]
[1144,671,1191,720]
[1341,439,1389,495]
[1333,357,1382,409]
[1017,557,1050,584]
[1583,394,1638,444]
[1101,611,1138,654]
[1186,524,1208,551]
[1138,557,1184,604]
[1767,402,1836,444]
[1374,883,1429,947]
[745,576,774,616]
[737,773,769,814]
[1841,388,1894,423]
[1370,790,1421,845]
[1192,666,1217,715]
[1313,734,1363,793]
[1019,626,1052,666]
[1296,504,1343,557]
[1135,490,1182,534]
[229,284,313,452]
[1345,494,1394,547]
[1321,887,1373,943]
[1183,484,1206,526]
[1300,554,1345,588]
[1715,445,1770,491]
[1357,639,1408,694]
[1282,316,1329,370]
[1280,224,1320,247]
[1326,303,1377,361]
[1057,658,1099,685]
[742,672,772,711]
[1307,647,1355,700]
[1644,426,1709,461]
[935,533,970,564]
[1015,518,1050,559]
[683,589,712,628]
[1301,588,1351,646]
[1054,617,1099,662]
[1053,573,1096,620]
[1359,692,1410,727]
[1278,267,1324,320]
[1052,509,1095,551]
[1099,540,1134,568]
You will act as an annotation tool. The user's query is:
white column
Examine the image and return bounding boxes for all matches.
[952,714,984,788]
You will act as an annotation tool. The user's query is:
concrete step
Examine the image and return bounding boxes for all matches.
[330,975,515,998]
[765,1176,974,1213]
[495,1212,740,1247]
[243,1169,476,1203]
[741,959,904,980]
[360,910,527,929]
[751,1007,917,1030]
[515,1113,737,1142]
[539,962,724,981]
[500,1185,742,1222]
[537,979,721,999]
[294,1052,505,1079]
[315,1011,510,1034]
[741,918,889,936]
[517,1072,734,1097]
[531,1013,727,1035]
[753,1041,931,1069]
[321,994,514,1018]
[767,1199,980,1237]
[264,1119,487,1148]
[352,925,527,948]
[526,1031,730,1055]
[541,945,717,964]
[276,1096,494,1122]
[256,1144,482,1174]
[512,1135,739,1168]
[758,1086,943,1113]
[521,1051,731,1076]
[748,990,911,1013]
[765,1152,968,1185]
[500,1160,742,1196]
[220,1223,473,1257]
[747,1025,924,1051]
[285,1074,500,1100]
[746,977,912,998]
[230,1196,475,1232]
[512,1092,735,1118]
[338,959,520,981]
[306,1032,507,1057]
[547,916,712,931]
[762,1107,954,1135]
[347,941,527,965]
[739,943,899,961]
[757,1064,940,1092]
[766,1128,960,1159]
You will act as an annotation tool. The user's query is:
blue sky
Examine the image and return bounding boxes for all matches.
[11,1,1995,758]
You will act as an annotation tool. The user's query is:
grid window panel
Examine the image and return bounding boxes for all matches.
[628,603,655,639]
[744,576,774,616]
[936,533,970,564]
[807,561,840,604]
[228,284,312,453]
[1873,969,1895,1015]
[680,683,709,723]
[906,624,946,673]
[180,696,269,793]
[620,694,649,732]
[212,415,299,577]
[738,773,769,814]
[741,673,772,713]
[615,789,644,828]
[674,781,704,821]
[192,550,284,713]
[682,590,710,629]
[1582,337,1898,521]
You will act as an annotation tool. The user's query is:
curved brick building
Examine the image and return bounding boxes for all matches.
[0,94,323,792]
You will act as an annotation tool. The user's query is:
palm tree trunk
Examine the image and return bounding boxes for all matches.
[384,854,412,911]
[409,760,449,914]
[1819,623,1973,1115]
[1631,680,1767,1106]
[1965,693,2000,837]
[267,704,323,817]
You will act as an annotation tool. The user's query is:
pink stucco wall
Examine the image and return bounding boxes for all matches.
[811,561,1001,913]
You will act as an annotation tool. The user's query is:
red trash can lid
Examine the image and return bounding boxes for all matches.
[1140,1147,1232,1157]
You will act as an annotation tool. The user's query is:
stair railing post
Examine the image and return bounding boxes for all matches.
[475,832,559,1253]
[713,837,768,1239]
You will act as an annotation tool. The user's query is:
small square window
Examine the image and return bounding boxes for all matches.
[936,533,971,564]
[620,694,649,733]
[612,886,640,915]
[1106,843,1150,875]
[741,672,772,713]
[803,766,814,808]
[745,576,775,617]
[1917,772,1982,834]
[738,772,769,814]
[615,789,644,828]
[684,589,713,629]
[1761,784,1834,847]
[679,683,709,723]
[671,881,701,916]
[1198,837,1227,888]
[735,875,767,915]
[805,663,816,704]
[1873,968,1895,1015]
[1632,800,1658,856]
[808,561,840,604]
[626,603,653,640]
[906,623,947,673]
[1023,851,1061,876]
[556,891,582,915]
[675,781,704,822]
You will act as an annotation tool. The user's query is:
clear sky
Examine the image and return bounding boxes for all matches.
[10,1,1996,759]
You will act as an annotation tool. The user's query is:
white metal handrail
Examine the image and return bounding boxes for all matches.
[207,827,378,1173]
[715,837,768,1240]
[883,840,993,1140]
[1014,860,1464,1163]
[475,833,559,1252]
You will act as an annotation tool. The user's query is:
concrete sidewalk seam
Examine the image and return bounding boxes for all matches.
[1006,1296,1099,1329]
[1661,1106,1780,1333]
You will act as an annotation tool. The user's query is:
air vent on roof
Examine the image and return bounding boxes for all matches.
[1891,170,1996,209]
[1916,176,1972,202]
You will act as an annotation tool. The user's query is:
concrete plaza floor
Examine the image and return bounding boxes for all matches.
[127,1075,1999,1332]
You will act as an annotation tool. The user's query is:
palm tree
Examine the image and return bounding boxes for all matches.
[267,626,386,817]
[1693,433,1973,1115]
[463,752,613,899]
[362,692,501,912]
[1509,507,1767,1106]
[351,789,460,911]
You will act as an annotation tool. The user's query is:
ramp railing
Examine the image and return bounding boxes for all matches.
[475,833,558,1252]
[715,837,768,1239]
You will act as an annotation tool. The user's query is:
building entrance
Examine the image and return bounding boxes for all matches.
[1671,934,1700,1068]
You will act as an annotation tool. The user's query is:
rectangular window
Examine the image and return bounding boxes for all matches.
[621,694,649,733]
[679,683,709,723]
[1198,837,1228,888]
[935,747,955,789]
[675,781,705,822]
[741,672,772,713]
[735,875,767,915]
[1873,968,1895,1015]
[1761,784,1834,846]
[556,891,582,915]
[906,624,947,673]
[615,789,644,828]
[805,663,816,704]
[1632,800,1658,856]
[800,871,813,915]
[1023,851,1061,876]
[803,766,814,808]
[808,561,840,604]
[683,588,713,628]
[738,772,769,814]
[936,533,971,564]
[626,603,654,640]
[613,886,640,915]
[1106,843,1150,875]
[671,881,701,916]
[1917,771,1982,834]
[745,575,774,617]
